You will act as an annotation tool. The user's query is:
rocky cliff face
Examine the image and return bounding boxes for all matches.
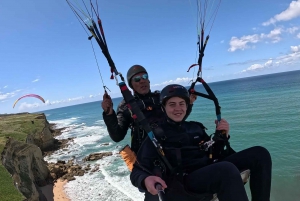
[1,138,49,201]
[0,113,56,201]
[1,113,114,201]
[26,113,55,151]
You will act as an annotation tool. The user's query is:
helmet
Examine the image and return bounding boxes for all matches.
[160,84,190,106]
[126,65,148,88]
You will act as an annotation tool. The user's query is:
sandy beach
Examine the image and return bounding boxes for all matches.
[39,179,70,201]
[53,179,70,201]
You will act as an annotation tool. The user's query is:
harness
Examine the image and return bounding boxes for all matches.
[128,91,164,152]
[151,122,209,175]
[150,122,228,201]
[148,125,235,201]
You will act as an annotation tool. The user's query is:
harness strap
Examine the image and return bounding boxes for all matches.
[130,92,161,149]
[151,124,176,174]
[213,131,233,156]
[118,82,175,173]
[189,77,221,121]
[175,148,183,183]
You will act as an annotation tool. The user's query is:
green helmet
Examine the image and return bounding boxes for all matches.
[126,65,148,88]
[160,84,190,106]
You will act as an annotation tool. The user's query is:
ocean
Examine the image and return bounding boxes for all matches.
[43,70,300,201]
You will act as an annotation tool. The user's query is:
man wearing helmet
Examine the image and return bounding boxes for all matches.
[130,84,272,201]
[101,65,197,154]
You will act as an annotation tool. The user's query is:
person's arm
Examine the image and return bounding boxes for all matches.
[130,137,160,191]
[130,165,151,190]
[103,100,131,142]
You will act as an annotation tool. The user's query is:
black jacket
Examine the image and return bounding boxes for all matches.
[103,91,193,153]
[130,119,211,191]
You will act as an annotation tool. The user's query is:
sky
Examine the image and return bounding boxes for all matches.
[1,0,300,114]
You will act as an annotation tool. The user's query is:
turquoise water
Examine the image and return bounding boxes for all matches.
[188,71,300,199]
[42,70,300,201]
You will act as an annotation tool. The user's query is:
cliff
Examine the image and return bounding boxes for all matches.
[0,113,56,201]
[1,138,50,201]
[0,113,111,201]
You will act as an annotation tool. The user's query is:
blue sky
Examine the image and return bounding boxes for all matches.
[1,0,300,114]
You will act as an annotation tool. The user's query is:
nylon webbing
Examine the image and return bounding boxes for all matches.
[118,82,174,172]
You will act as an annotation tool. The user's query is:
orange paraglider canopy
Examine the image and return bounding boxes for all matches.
[13,94,45,108]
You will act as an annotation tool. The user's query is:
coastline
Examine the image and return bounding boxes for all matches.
[39,179,70,201]
[44,124,73,201]
[53,179,70,201]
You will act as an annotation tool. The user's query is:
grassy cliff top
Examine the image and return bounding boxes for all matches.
[0,113,46,153]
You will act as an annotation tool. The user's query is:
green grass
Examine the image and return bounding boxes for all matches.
[0,165,25,201]
[0,113,46,201]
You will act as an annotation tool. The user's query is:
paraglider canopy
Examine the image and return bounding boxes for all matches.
[13,94,45,108]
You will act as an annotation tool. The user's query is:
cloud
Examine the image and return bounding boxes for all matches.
[262,0,300,26]
[227,58,269,66]
[277,51,300,64]
[45,100,51,105]
[241,60,273,73]
[228,27,286,52]
[0,90,20,100]
[32,79,40,83]
[286,26,299,34]
[240,48,300,73]
[13,95,89,111]
[228,34,260,52]
[88,93,102,98]
[260,27,283,43]
[151,77,194,89]
[42,96,86,106]
[291,45,300,52]
[68,96,84,101]
[18,102,42,110]
[3,85,8,88]
[0,93,11,100]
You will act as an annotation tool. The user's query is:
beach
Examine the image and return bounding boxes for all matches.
[39,179,70,201]
[53,179,70,201]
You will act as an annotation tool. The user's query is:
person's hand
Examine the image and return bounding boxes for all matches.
[189,94,197,104]
[101,93,113,115]
[215,118,230,137]
[144,176,167,195]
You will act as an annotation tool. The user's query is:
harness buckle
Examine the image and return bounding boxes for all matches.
[199,139,215,151]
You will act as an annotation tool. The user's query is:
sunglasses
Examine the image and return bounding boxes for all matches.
[133,73,148,82]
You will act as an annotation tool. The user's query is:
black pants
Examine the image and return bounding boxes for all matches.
[185,146,272,201]
[144,146,272,201]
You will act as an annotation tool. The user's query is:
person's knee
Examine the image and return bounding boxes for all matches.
[212,162,244,190]
[216,161,240,178]
[253,146,272,162]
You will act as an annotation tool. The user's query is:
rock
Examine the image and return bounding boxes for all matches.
[25,113,56,151]
[84,152,112,161]
[90,164,100,173]
[1,138,50,201]
[47,160,87,182]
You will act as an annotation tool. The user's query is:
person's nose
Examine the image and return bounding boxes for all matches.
[139,78,147,83]
[174,104,182,110]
